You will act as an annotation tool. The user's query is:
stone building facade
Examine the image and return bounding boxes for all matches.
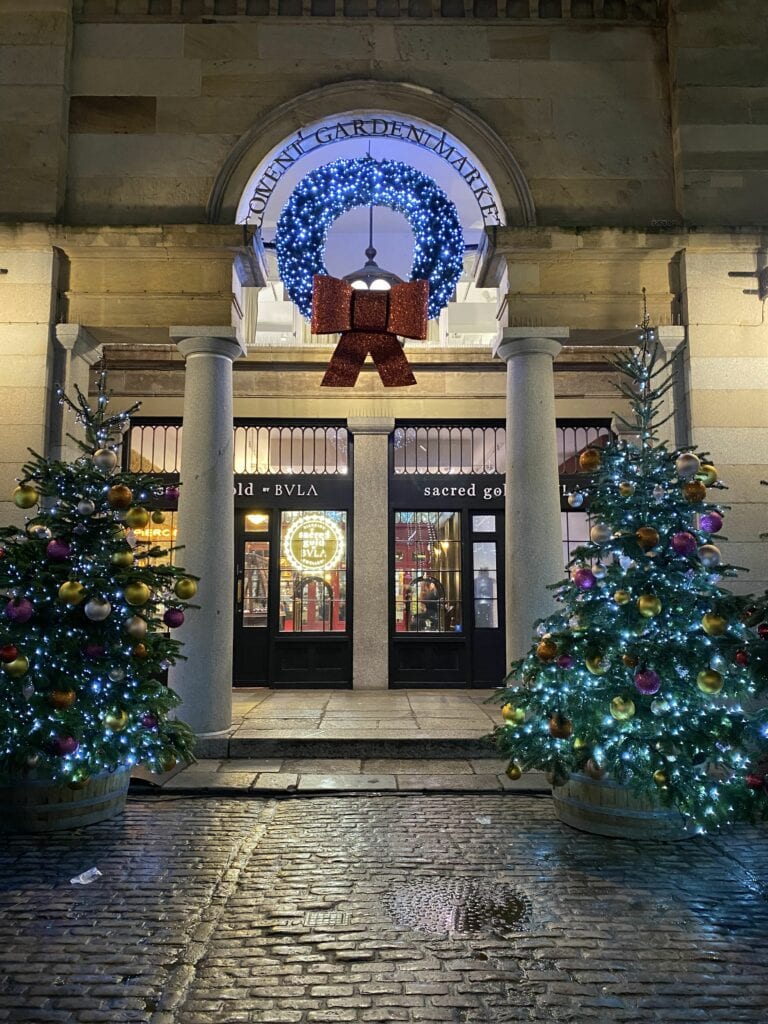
[1,1,766,729]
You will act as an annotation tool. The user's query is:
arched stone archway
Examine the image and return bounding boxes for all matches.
[206,80,536,228]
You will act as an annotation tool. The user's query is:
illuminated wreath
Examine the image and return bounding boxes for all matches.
[275,157,464,321]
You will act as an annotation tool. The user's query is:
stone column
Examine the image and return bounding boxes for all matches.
[53,324,103,462]
[493,328,569,668]
[168,327,245,735]
[655,326,687,448]
[347,416,394,689]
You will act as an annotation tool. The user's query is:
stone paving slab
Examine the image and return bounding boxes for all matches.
[4,795,768,1023]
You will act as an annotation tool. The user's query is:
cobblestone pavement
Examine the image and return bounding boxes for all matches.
[2,794,768,1023]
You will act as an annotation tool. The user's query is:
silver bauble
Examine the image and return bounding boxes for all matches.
[22,682,35,700]
[93,448,118,474]
[108,667,125,682]
[698,544,721,568]
[125,615,148,640]
[651,698,671,716]
[590,522,612,544]
[567,492,584,509]
[592,562,607,580]
[709,653,727,673]
[84,597,112,622]
[675,452,701,480]
[77,499,96,516]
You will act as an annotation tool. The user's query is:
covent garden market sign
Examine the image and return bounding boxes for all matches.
[246,116,503,229]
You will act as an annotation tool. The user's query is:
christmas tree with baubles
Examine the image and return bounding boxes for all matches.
[492,317,766,831]
[0,373,195,787]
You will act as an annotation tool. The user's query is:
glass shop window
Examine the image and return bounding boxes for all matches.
[562,510,590,565]
[473,541,499,629]
[279,510,347,633]
[394,511,462,633]
[130,511,178,566]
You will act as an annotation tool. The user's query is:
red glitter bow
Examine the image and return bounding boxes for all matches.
[311,274,428,387]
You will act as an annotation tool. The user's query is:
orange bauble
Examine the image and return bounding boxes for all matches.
[49,689,76,710]
[107,484,133,509]
[636,526,660,551]
[682,480,706,503]
[536,638,558,662]
[578,448,602,473]
[132,643,148,659]
[548,714,573,739]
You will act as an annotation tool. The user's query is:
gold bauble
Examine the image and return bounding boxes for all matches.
[111,550,134,568]
[682,480,707,503]
[501,702,525,723]
[173,577,197,600]
[505,764,522,781]
[106,484,133,510]
[585,652,608,676]
[622,653,638,668]
[104,708,129,732]
[49,689,76,710]
[637,594,662,618]
[4,655,29,678]
[159,754,177,773]
[697,668,724,694]
[653,769,668,787]
[573,737,589,751]
[613,590,631,605]
[636,526,660,551]
[132,643,148,659]
[610,696,636,721]
[124,506,150,529]
[702,612,727,637]
[548,714,573,739]
[13,483,38,509]
[536,639,558,662]
[618,481,635,497]
[58,580,85,605]
[124,581,151,606]
[697,464,718,486]
[578,448,602,473]
[585,758,605,780]
[151,510,166,524]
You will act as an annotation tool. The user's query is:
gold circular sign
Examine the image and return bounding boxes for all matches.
[283,513,344,572]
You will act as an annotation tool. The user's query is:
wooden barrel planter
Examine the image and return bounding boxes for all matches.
[552,772,694,841]
[0,766,131,834]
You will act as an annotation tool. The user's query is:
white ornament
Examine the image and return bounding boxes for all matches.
[698,544,721,569]
[675,452,701,480]
[108,667,125,682]
[125,616,148,640]
[84,597,112,622]
[568,492,584,509]
[77,499,96,516]
[619,555,634,572]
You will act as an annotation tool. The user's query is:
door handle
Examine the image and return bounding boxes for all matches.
[236,578,243,605]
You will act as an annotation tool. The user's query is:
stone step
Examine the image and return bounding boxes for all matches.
[194,734,497,760]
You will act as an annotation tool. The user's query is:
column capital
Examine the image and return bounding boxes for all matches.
[170,326,246,361]
[55,323,103,365]
[346,416,395,435]
[493,327,569,363]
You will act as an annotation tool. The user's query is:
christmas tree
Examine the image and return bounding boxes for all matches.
[492,316,766,831]
[0,373,195,786]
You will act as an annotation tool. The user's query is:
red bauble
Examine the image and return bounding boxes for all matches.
[0,547,6,558]
[0,644,19,663]
[735,650,750,667]
[746,773,765,790]
[84,643,105,659]
[141,713,158,729]
[572,568,596,590]
[52,735,79,756]
[758,623,768,639]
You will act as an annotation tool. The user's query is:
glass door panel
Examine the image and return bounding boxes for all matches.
[472,541,498,629]
[242,540,269,628]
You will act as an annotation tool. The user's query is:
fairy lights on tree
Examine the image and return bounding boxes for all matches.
[0,373,195,786]
[493,310,766,831]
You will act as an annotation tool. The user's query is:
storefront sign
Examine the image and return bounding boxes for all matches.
[391,474,587,510]
[234,475,352,508]
[282,512,345,572]
[247,116,502,228]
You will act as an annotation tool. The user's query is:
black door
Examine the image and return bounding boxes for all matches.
[469,510,506,687]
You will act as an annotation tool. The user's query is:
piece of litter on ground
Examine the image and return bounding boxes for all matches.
[70,868,102,885]
[475,816,492,825]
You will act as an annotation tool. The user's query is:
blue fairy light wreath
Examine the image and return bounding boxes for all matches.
[275,157,464,321]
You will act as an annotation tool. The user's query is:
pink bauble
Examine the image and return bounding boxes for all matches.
[556,654,575,669]
[4,597,34,624]
[572,568,596,590]
[634,669,661,695]
[699,512,723,534]
[163,608,185,629]
[84,643,105,659]
[164,485,180,503]
[141,713,158,729]
[671,532,697,557]
[52,735,79,756]
[46,539,71,561]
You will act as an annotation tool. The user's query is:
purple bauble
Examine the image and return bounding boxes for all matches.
[572,568,596,591]
[4,597,34,624]
[163,607,185,629]
[52,735,79,756]
[634,669,661,695]
[556,654,575,669]
[671,532,697,557]
[46,539,71,561]
[699,511,723,534]
[141,713,158,730]
[84,643,105,660]
[164,485,180,503]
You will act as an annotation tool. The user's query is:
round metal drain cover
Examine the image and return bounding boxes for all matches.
[383,878,529,937]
